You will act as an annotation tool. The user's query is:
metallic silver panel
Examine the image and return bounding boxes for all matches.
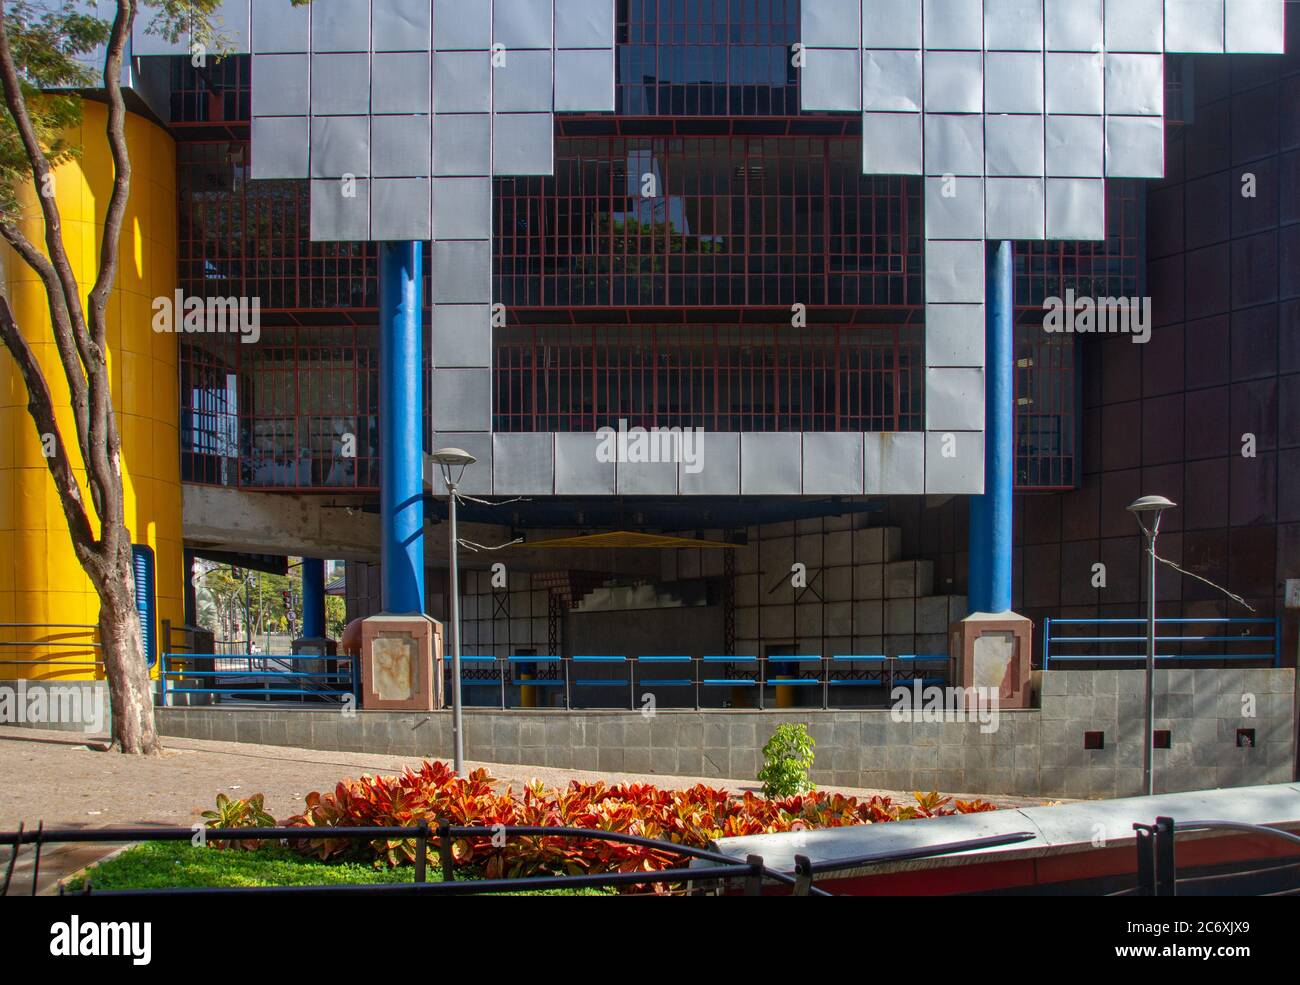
[740,434,802,495]
[433,114,492,176]
[431,369,493,432]
[925,367,986,431]
[1045,52,1104,114]
[802,433,865,495]
[1046,177,1107,240]
[984,176,1046,238]
[925,431,984,493]
[865,432,925,495]
[209,0,251,52]
[1105,115,1165,177]
[252,0,311,53]
[923,114,985,176]
[372,0,432,52]
[492,113,556,175]
[432,177,493,239]
[310,54,371,115]
[494,50,555,113]
[554,433,615,495]
[616,459,679,495]
[984,0,1044,51]
[431,241,492,304]
[984,52,1044,114]
[924,240,986,303]
[431,432,493,495]
[801,48,863,112]
[985,114,1044,176]
[434,0,493,50]
[309,178,370,241]
[556,0,617,48]
[431,304,493,367]
[311,0,371,53]
[309,116,371,178]
[925,303,986,367]
[1104,0,1164,53]
[251,54,309,117]
[679,433,739,496]
[371,178,432,240]
[862,0,923,47]
[494,0,555,49]
[250,116,309,180]
[1105,53,1164,116]
[925,176,985,239]
[1225,1,1286,53]
[862,113,923,175]
[555,48,615,112]
[802,0,861,48]
[493,433,555,495]
[372,52,433,115]
[371,115,433,178]
[1045,0,1103,51]
[1045,114,1104,176]
[923,51,984,114]
[1164,0,1224,54]
[862,50,923,113]
[131,10,191,56]
[922,0,985,49]
[434,51,493,113]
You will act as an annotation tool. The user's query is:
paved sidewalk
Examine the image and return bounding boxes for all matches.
[0,725,1048,893]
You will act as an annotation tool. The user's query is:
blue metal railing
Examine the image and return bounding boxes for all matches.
[446,653,950,711]
[1043,617,1281,670]
[159,652,355,705]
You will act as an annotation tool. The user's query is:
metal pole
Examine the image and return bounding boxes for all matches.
[447,480,465,776]
[1143,524,1158,797]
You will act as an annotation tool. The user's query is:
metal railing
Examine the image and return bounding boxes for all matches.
[453,653,951,711]
[0,623,101,673]
[159,652,356,705]
[0,820,821,897]
[1127,817,1300,897]
[1044,617,1280,670]
[0,821,1043,897]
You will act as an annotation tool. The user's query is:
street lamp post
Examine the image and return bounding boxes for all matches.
[1127,495,1176,797]
[432,447,477,776]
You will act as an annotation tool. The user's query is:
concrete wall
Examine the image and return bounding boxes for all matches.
[153,668,1296,800]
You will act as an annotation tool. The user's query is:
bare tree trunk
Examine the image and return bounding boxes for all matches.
[94,540,160,754]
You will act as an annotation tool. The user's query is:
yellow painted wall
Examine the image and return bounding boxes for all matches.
[0,102,180,681]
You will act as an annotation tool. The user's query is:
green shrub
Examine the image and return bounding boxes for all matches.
[757,723,817,798]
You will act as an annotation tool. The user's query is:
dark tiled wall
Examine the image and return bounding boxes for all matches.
[1008,25,1300,664]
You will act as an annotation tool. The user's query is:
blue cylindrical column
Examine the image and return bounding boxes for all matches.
[301,558,326,638]
[968,240,1015,614]
[379,241,425,614]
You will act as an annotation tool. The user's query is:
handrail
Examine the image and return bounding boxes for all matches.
[1044,616,1280,669]
[0,821,829,897]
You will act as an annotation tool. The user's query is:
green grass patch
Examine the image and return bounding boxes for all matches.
[64,841,612,895]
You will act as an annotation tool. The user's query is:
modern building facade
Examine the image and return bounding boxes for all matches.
[0,3,1295,718]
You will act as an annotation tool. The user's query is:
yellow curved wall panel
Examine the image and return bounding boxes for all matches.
[0,103,180,682]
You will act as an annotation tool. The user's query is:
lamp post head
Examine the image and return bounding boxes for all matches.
[431,447,476,488]
[1127,495,1176,539]
[1127,495,1176,515]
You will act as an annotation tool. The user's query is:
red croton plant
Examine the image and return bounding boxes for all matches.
[229,761,997,882]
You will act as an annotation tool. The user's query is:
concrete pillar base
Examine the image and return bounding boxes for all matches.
[360,614,443,711]
[949,612,1034,709]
